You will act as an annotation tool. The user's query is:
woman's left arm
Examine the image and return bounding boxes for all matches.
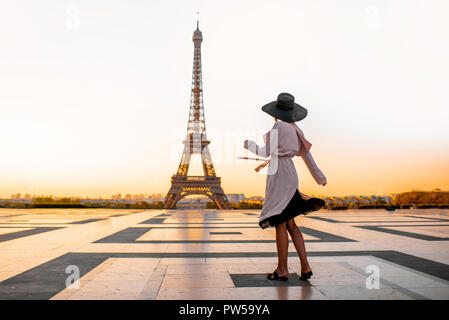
[301,151,327,185]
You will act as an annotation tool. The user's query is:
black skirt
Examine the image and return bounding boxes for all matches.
[259,190,325,229]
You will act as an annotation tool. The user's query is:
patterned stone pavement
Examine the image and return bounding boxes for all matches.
[0,208,448,300]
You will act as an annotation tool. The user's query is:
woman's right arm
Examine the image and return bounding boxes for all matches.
[243,123,277,158]
[302,151,327,185]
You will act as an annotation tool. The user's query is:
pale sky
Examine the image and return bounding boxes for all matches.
[1,0,448,198]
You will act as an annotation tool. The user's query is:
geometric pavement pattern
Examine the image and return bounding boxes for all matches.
[0,208,448,300]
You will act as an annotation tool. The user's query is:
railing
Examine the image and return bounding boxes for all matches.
[172,175,221,182]
[185,176,206,181]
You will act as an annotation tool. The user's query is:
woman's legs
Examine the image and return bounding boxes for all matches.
[274,222,289,276]
[286,218,312,273]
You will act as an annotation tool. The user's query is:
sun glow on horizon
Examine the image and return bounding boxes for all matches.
[1,1,448,199]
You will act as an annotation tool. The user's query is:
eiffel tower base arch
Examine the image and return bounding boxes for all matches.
[164,176,232,209]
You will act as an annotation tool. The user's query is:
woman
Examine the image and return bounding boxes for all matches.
[244,92,327,281]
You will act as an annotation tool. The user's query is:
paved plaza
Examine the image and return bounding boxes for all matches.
[0,208,448,300]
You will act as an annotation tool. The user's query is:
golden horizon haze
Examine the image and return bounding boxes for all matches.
[1,1,448,198]
[1,142,448,199]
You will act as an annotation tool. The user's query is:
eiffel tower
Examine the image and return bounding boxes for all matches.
[164,21,232,210]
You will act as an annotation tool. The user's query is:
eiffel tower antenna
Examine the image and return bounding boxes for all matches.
[164,22,232,210]
[196,10,199,29]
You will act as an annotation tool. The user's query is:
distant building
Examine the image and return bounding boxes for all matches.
[150,194,165,201]
[226,194,246,203]
[247,196,264,202]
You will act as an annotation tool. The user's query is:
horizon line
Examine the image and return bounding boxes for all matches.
[2,188,446,200]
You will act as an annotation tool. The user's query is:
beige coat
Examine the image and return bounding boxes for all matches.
[245,120,327,223]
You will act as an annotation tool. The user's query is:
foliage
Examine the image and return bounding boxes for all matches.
[206,202,218,209]
[32,196,80,205]
[393,191,449,206]
[233,201,263,209]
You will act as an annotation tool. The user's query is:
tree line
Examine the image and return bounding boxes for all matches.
[1,190,447,209]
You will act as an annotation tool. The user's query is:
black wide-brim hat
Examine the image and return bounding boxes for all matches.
[261,92,308,123]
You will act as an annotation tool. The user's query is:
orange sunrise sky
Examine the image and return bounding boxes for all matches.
[1,1,448,198]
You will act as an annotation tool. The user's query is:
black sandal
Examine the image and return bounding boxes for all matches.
[266,270,288,281]
[300,271,313,281]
